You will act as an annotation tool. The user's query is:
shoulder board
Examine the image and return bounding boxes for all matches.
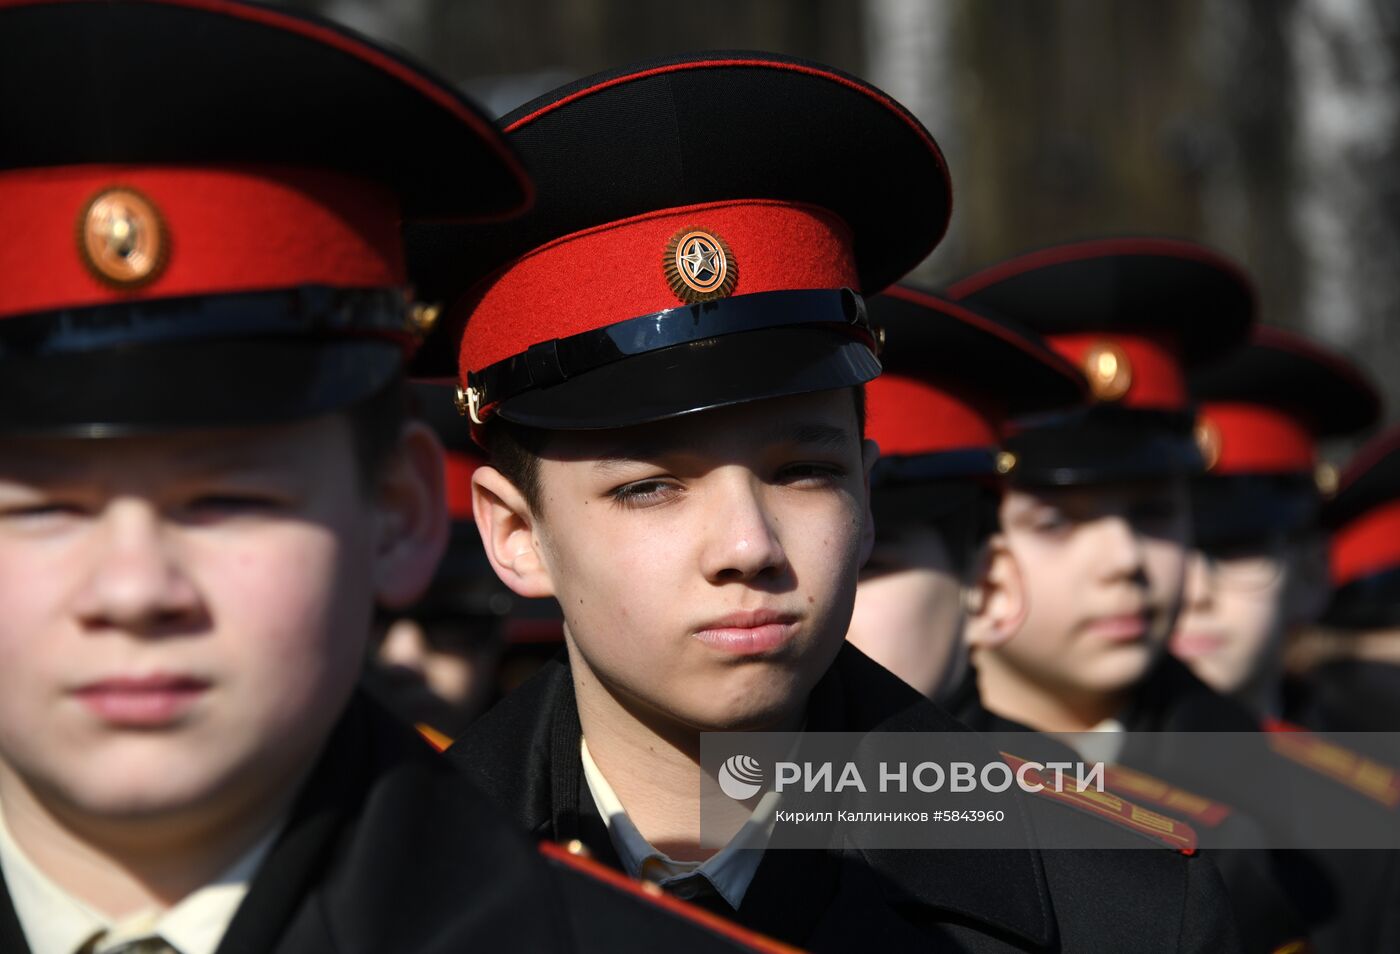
[538,839,803,954]
[1101,763,1234,827]
[414,722,453,753]
[1001,753,1199,854]
[1264,724,1400,809]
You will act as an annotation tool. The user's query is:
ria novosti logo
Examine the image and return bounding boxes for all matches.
[717,754,765,800]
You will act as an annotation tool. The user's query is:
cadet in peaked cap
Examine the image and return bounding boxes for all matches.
[427,63,1240,952]
[847,284,1086,702]
[1295,426,1400,737]
[1170,326,1381,716]
[851,287,1308,954]
[945,243,1400,953]
[0,5,779,953]
[941,238,1255,738]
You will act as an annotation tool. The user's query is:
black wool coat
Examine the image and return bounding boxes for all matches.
[0,694,773,954]
[452,645,1242,953]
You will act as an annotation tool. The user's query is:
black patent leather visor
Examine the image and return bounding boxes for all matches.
[0,288,408,434]
[475,288,880,429]
[1004,406,1205,487]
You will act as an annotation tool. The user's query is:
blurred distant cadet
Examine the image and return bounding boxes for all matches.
[1169,327,1381,719]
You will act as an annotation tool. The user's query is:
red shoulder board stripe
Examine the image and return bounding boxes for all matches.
[1001,753,1199,855]
[414,723,453,753]
[1265,725,1400,809]
[1101,764,1234,828]
[537,840,803,954]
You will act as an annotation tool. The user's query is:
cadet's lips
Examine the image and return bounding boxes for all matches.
[1081,614,1150,642]
[692,610,801,655]
[73,675,210,727]
[1170,631,1226,659]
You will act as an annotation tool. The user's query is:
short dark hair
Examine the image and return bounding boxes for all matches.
[346,377,409,490]
[483,385,868,515]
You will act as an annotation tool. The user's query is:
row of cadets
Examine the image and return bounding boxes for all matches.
[0,1,794,951]
[411,54,1244,952]
[853,253,1310,954]
[936,241,1400,953]
[1293,426,1400,740]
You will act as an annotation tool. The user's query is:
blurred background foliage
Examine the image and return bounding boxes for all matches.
[280,0,1400,437]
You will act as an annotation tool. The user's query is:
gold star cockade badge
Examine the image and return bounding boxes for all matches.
[1082,340,1133,402]
[1194,418,1222,471]
[77,187,169,289]
[664,228,737,304]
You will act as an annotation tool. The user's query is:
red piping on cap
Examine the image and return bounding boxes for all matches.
[1198,403,1315,475]
[0,0,532,220]
[1332,499,1400,586]
[943,237,1251,301]
[457,198,858,385]
[0,164,402,319]
[882,284,1086,388]
[1052,330,1187,411]
[867,373,1001,457]
[505,55,948,249]
[1335,428,1400,499]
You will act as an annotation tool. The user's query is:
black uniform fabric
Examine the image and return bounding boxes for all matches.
[453,645,1241,953]
[943,668,1310,954]
[0,695,769,953]
[1120,656,1400,954]
[1286,660,1400,739]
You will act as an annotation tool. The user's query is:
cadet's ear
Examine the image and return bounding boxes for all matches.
[1285,534,1333,627]
[472,465,556,599]
[373,419,450,609]
[964,532,1028,651]
[859,438,880,566]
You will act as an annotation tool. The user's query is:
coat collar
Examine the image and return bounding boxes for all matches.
[456,645,1057,948]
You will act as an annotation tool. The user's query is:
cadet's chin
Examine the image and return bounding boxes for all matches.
[1079,645,1157,694]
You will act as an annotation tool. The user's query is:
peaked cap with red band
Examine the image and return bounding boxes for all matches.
[1322,427,1400,628]
[866,286,1085,488]
[944,238,1255,486]
[1188,327,1381,548]
[0,0,528,433]
[407,52,952,431]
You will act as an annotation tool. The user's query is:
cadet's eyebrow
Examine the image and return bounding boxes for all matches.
[590,420,853,473]
[765,422,853,451]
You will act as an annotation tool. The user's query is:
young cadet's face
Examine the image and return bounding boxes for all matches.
[1170,536,1324,696]
[993,480,1190,698]
[499,390,875,731]
[848,524,967,700]
[0,416,441,822]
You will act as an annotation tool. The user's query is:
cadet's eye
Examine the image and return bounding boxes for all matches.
[1028,507,1072,534]
[0,501,87,521]
[1131,496,1183,524]
[608,478,681,509]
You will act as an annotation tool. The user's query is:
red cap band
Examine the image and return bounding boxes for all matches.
[1332,499,1400,586]
[867,372,1001,457]
[1198,402,1316,475]
[443,450,482,521]
[457,199,858,377]
[1051,330,1186,410]
[0,164,404,319]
